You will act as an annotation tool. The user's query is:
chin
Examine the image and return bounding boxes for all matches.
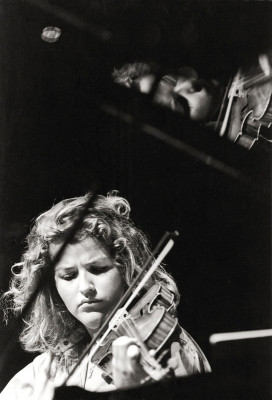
[191,100,214,121]
[81,312,104,332]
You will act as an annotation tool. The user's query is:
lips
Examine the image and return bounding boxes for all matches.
[79,299,102,307]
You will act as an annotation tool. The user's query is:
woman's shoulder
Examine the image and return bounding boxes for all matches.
[0,353,51,399]
[168,325,212,376]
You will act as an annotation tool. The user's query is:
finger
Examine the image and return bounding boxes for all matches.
[259,54,271,76]
[112,337,145,388]
[127,344,140,360]
[112,336,138,372]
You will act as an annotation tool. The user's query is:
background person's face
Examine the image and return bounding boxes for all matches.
[173,74,221,121]
[52,236,125,335]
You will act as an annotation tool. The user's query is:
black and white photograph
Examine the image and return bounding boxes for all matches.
[0,1,271,399]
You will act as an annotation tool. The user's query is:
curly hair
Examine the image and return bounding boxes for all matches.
[2,191,180,361]
[112,62,152,88]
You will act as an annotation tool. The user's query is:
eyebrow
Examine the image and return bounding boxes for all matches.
[55,265,76,272]
[55,255,112,271]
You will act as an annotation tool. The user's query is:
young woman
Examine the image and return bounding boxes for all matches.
[1,192,210,399]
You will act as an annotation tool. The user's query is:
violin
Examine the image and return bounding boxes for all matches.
[91,282,178,383]
[63,231,180,386]
[218,53,272,150]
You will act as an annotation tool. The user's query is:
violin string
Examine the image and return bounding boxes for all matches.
[236,71,270,90]
[238,72,264,87]
[121,318,162,374]
[122,318,151,358]
[243,73,268,88]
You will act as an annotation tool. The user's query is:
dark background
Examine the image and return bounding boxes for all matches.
[0,0,271,391]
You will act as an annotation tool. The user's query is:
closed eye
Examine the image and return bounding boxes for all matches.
[56,265,112,280]
[59,272,77,281]
[90,266,111,274]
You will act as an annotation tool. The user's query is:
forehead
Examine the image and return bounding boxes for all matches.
[50,236,112,267]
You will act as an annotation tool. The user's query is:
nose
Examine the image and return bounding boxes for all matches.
[174,79,203,95]
[78,270,96,297]
[174,79,191,95]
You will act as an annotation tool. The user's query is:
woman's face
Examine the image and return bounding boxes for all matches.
[173,76,220,121]
[52,236,125,336]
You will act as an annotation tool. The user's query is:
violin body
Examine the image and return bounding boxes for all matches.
[126,283,178,354]
[229,79,272,149]
[91,283,178,380]
[222,54,272,150]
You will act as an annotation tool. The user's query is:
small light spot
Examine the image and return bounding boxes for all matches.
[41,26,61,43]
